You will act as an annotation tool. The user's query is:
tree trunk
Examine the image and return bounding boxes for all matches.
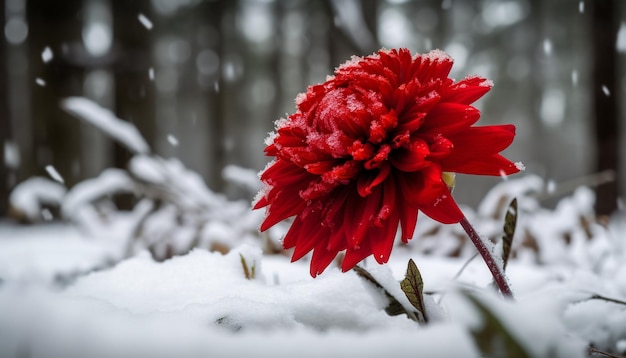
[591,0,620,215]
[112,0,156,167]
[0,3,8,217]
[27,0,85,187]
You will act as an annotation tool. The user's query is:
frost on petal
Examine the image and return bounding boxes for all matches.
[422,48,452,63]
[419,189,463,224]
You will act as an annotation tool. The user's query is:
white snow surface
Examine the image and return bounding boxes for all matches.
[1,175,625,357]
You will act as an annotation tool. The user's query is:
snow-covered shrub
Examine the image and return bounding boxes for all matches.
[55,97,284,261]
[402,174,616,271]
[60,154,278,261]
[9,177,67,223]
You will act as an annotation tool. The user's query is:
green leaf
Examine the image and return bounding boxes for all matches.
[502,198,518,271]
[353,265,418,321]
[400,259,428,323]
[464,292,531,358]
[239,253,255,280]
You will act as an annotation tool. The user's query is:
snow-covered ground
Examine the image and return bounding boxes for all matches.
[1,98,624,357]
[1,177,625,358]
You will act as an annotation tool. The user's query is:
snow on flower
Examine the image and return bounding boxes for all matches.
[255,48,520,277]
[137,13,153,30]
[41,46,53,63]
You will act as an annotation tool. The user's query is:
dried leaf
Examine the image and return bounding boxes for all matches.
[353,265,418,321]
[465,292,531,358]
[502,198,518,271]
[400,259,428,322]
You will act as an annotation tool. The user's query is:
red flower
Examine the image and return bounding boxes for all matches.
[254,48,520,277]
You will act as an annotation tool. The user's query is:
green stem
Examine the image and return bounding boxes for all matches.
[459,216,515,299]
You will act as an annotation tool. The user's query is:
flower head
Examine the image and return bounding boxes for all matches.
[255,48,520,277]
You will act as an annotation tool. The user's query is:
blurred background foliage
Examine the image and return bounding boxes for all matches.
[0,0,624,220]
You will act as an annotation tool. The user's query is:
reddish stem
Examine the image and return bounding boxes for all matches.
[459,216,515,299]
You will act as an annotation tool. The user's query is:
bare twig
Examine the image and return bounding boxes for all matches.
[588,346,625,358]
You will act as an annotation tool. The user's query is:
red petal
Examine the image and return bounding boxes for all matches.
[357,162,391,197]
[370,180,400,263]
[369,220,398,264]
[398,200,419,243]
[427,134,453,159]
[322,160,361,183]
[442,154,520,176]
[320,189,350,228]
[440,76,491,105]
[414,90,441,114]
[449,125,516,155]
[420,103,481,136]
[341,239,373,272]
[259,195,306,232]
[344,186,382,247]
[397,113,427,133]
[364,145,391,170]
[300,178,336,201]
[274,131,306,149]
[417,54,453,82]
[259,160,306,184]
[350,141,376,161]
[258,167,310,231]
[441,125,518,176]
[389,139,430,172]
[292,220,328,261]
[305,160,339,175]
[265,143,278,156]
[380,110,399,130]
[419,187,464,224]
[283,215,305,249]
[326,225,347,253]
[395,165,443,207]
[253,196,268,210]
[310,240,341,277]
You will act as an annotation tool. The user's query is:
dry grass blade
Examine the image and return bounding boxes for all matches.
[239,253,255,279]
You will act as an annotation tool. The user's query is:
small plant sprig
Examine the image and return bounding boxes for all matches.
[239,253,256,280]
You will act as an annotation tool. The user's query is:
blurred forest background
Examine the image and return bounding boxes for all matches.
[0,0,624,220]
